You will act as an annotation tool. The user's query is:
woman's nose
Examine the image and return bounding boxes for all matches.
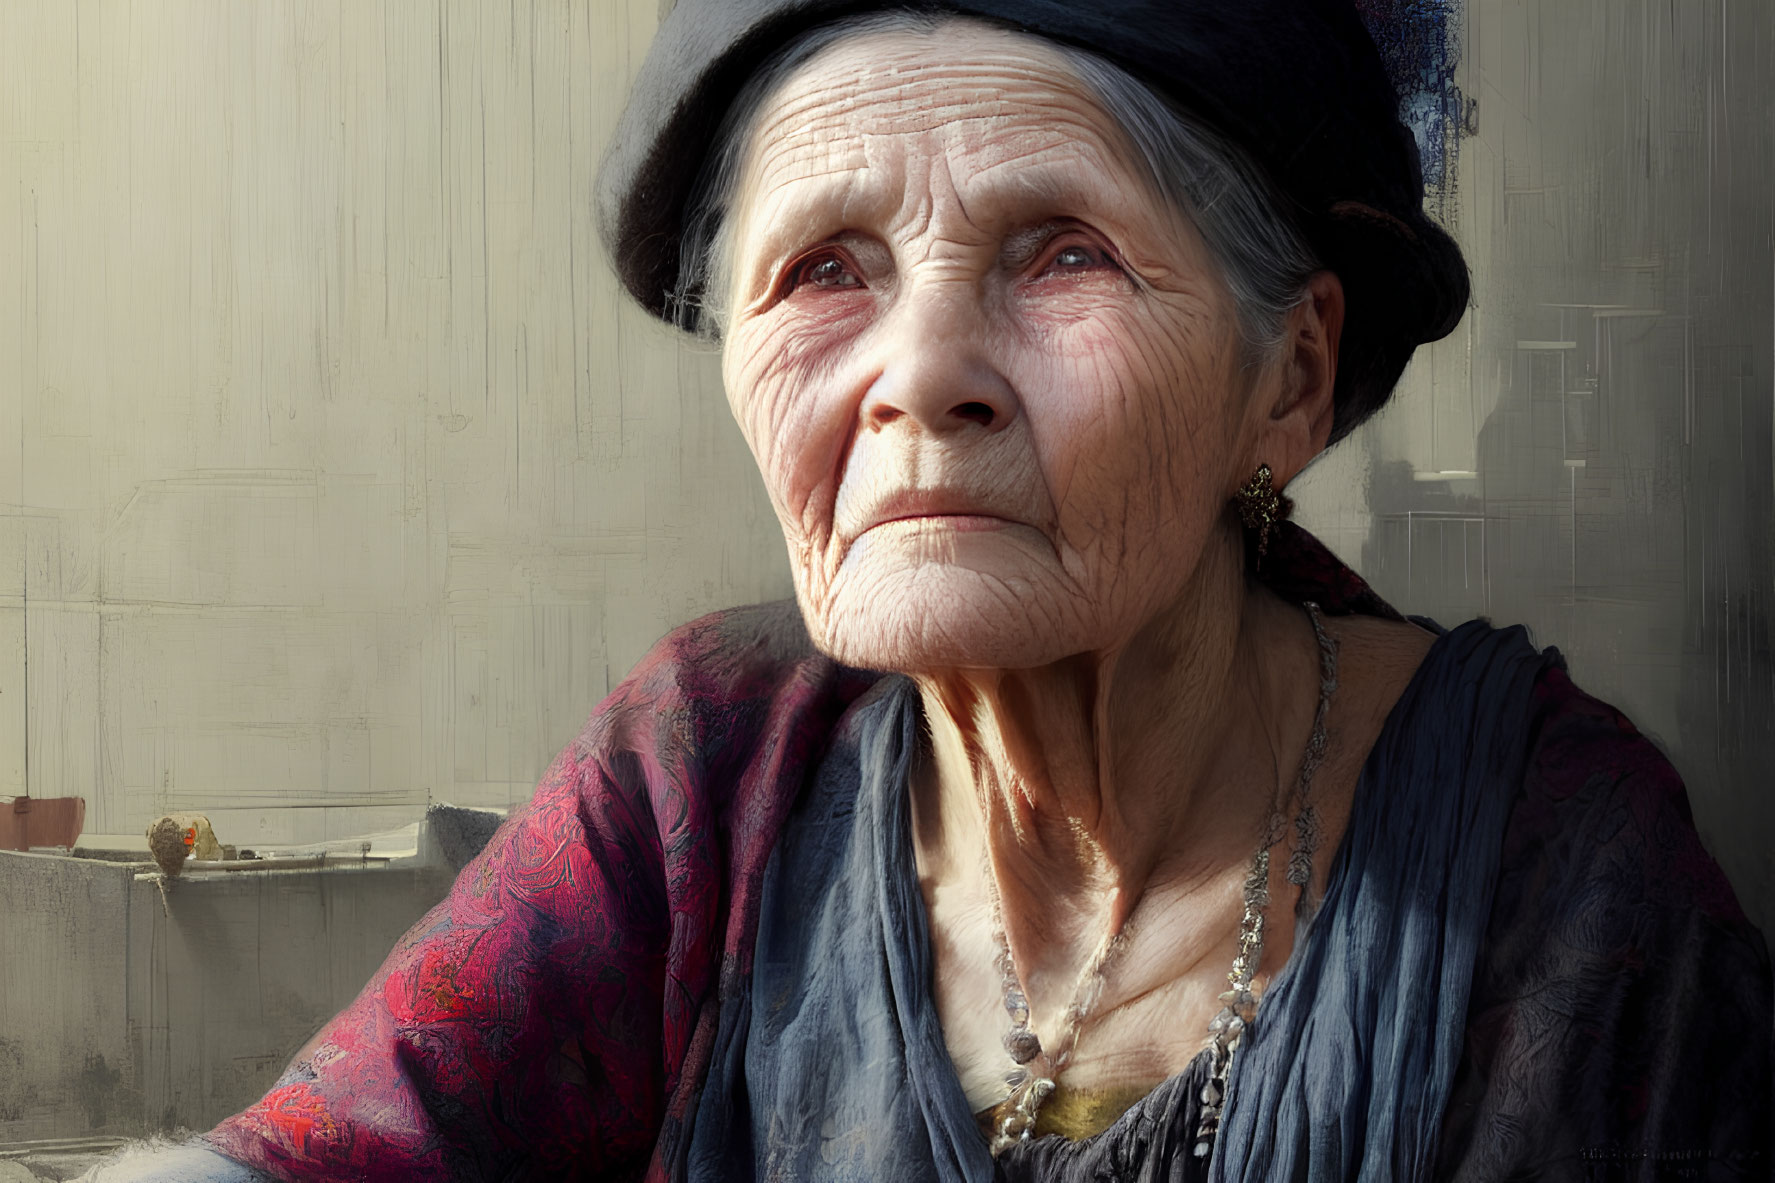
[859,286,1018,436]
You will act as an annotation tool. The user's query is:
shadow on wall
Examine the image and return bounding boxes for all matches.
[1359,294,1775,942]
[1346,0,1775,940]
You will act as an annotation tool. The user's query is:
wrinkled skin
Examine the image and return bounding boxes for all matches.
[722,35,1270,675]
[721,22,1434,1122]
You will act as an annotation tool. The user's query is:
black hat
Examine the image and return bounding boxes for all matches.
[596,0,1470,444]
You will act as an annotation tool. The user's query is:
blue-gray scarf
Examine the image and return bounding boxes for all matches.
[687,619,1554,1181]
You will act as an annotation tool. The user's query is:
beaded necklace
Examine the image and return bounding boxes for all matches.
[983,603,1339,1157]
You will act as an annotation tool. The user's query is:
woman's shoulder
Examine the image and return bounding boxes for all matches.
[1515,660,1755,923]
[498,599,884,910]
[1401,616,1763,955]
[559,598,882,792]
[580,599,853,733]
[1498,657,1769,1026]
[1439,651,1773,1174]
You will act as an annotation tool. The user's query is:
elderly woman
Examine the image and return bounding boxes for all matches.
[94,1,1769,1181]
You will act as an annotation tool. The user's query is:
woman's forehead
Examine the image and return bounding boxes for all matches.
[756,26,1096,135]
[730,27,1152,244]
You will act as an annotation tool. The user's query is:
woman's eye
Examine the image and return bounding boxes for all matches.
[1044,243,1115,273]
[792,253,864,292]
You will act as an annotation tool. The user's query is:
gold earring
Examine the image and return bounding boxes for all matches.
[1234,463,1292,566]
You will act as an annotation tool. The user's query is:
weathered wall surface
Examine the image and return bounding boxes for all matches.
[0,0,1768,967]
[0,0,790,849]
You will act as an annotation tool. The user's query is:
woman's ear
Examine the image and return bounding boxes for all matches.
[1251,270,1344,487]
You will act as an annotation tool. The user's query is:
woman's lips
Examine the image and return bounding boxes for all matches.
[872,512,1011,532]
[855,489,1024,538]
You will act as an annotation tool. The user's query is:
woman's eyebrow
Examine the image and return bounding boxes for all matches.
[757,151,1122,236]
[966,136,1133,203]
[999,222,1064,267]
[734,166,877,282]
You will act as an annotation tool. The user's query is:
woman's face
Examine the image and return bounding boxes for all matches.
[721,24,1270,672]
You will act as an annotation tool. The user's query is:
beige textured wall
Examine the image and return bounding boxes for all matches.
[2,0,1769,936]
[0,0,792,845]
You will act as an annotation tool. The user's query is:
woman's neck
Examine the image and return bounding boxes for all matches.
[910,531,1325,1001]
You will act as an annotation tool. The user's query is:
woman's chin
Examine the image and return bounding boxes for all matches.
[799,560,1101,674]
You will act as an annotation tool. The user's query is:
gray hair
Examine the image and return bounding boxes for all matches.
[669,10,1322,368]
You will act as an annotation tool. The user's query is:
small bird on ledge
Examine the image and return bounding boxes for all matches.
[145,812,222,878]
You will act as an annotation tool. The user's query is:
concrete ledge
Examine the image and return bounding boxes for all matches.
[0,808,502,1148]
